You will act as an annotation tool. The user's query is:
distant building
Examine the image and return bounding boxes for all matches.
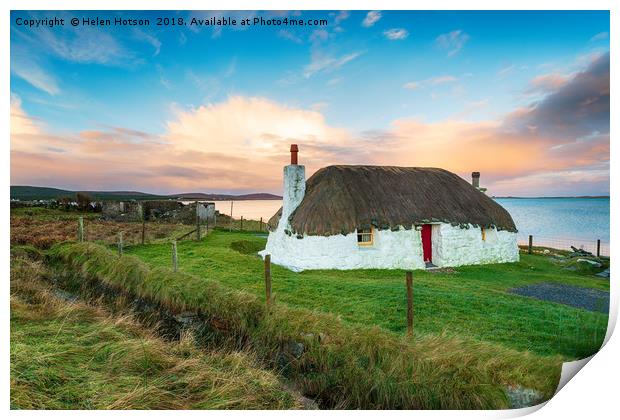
[102,200,216,223]
[260,145,519,271]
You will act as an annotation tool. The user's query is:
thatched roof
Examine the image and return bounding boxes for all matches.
[268,165,517,236]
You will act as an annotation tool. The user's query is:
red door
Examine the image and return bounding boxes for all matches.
[421,224,432,262]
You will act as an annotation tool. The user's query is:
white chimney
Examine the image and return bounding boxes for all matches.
[281,144,305,225]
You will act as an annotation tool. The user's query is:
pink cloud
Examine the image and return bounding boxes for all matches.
[10,54,609,197]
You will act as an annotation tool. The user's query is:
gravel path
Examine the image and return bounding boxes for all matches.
[509,283,609,313]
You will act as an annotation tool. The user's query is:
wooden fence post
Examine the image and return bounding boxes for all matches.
[78,216,84,242]
[528,235,533,254]
[229,201,234,232]
[196,202,201,241]
[260,217,263,231]
[172,240,178,272]
[264,254,272,306]
[141,217,146,245]
[597,239,601,257]
[240,216,244,231]
[406,271,413,336]
[118,232,123,256]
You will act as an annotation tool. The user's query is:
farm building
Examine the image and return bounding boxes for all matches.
[260,145,519,271]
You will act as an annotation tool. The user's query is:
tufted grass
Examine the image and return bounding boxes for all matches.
[10,256,301,410]
[47,241,566,409]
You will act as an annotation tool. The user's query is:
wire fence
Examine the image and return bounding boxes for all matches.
[518,235,609,257]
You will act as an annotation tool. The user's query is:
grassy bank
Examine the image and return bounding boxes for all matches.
[126,230,608,359]
[48,241,564,409]
[10,256,301,409]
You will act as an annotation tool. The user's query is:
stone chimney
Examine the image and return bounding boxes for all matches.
[471,171,487,193]
[471,172,480,189]
[281,144,305,225]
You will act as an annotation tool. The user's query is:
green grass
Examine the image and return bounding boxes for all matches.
[126,230,608,360]
[48,241,566,409]
[11,206,99,220]
[10,256,301,409]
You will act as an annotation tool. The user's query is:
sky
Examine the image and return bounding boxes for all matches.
[10,10,610,196]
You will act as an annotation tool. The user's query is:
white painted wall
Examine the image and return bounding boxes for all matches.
[431,224,519,267]
[260,222,519,272]
[261,226,427,271]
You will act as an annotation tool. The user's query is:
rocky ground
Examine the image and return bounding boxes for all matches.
[509,283,609,313]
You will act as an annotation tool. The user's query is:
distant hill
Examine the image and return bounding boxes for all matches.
[172,192,282,200]
[11,186,282,201]
[493,195,610,199]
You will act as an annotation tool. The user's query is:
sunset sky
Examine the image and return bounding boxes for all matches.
[10,10,610,196]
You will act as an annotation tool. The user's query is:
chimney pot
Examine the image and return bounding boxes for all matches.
[472,171,480,188]
[290,144,299,165]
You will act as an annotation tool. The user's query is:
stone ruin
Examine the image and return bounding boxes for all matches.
[102,200,216,224]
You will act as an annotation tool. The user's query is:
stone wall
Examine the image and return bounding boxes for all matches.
[101,201,143,222]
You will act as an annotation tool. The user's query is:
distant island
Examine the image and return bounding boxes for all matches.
[10,185,282,201]
[493,196,609,199]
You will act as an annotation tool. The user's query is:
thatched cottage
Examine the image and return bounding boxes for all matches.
[260,145,519,271]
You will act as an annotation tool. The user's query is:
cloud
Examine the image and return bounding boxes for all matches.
[362,11,382,27]
[309,29,329,43]
[383,28,409,41]
[11,95,42,136]
[505,52,609,139]
[11,56,60,95]
[37,26,130,65]
[10,53,609,196]
[12,12,134,68]
[303,51,362,78]
[403,75,458,89]
[11,96,362,193]
[133,29,161,56]
[497,65,516,78]
[402,82,419,90]
[525,73,569,93]
[311,102,329,112]
[278,29,303,44]
[332,11,350,25]
[156,64,172,89]
[590,31,609,41]
[436,30,470,57]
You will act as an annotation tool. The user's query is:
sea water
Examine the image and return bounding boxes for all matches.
[213,197,610,251]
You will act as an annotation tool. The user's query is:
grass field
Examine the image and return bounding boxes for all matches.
[47,241,567,409]
[10,256,302,409]
[9,209,610,409]
[10,208,190,248]
[126,229,609,359]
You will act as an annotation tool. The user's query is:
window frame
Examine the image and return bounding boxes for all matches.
[357,227,374,247]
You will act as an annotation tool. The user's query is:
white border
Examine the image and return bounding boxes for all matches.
[3,1,616,419]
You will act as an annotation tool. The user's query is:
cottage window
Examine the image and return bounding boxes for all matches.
[481,227,486,241]
[357,227,374,246]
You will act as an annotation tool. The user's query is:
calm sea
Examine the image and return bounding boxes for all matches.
[213,197,610,251]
